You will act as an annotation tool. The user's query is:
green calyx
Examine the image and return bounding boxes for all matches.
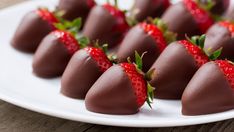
[196,0,215,11]
[106,0,118,9]
[54,17,82,34]
[54,17,90,48]
[151,18,177,44]
[128,51,155,108]
[93,41,118,64]
[186,34,222,60]
[196,0,225,21]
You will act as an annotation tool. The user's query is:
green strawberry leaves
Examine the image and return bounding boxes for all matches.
[54,17,91,48]
[77,36,90,49]
[135,51,143,70]
[186,34,222,60]
[54,17,82,34]
[152,18,177,44]
[146,82,154,109]
[209,47,222,60]
[128,51,155,108]
[196,0,215,11]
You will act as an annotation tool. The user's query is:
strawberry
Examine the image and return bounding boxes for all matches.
[33,18,89,78]
[162,0,214,39]
[149,35,221,99]
[117,18,176,72]
[11,8,59,53]
[61,45,113,99]
[204,21,234,61]
[182,60,234,115]
[57,0,96,21]
[83,2,130,48]
[85,52,154,115]
[131,0,171,21]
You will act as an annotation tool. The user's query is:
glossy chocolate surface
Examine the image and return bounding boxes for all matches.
[83,5,123,48]
[33,33,71,78]
[201,0,229,14]
[117,25,159,72]
[150,42,198,99]
[85,65,139,115]
[205,23,234,61]
[133,0,167,21]
[225,2,234,20]
[61,49,102,99]
[162,2,200,39]
[57,0,93,21]
[11,11,53,53]
[182,61,234,115]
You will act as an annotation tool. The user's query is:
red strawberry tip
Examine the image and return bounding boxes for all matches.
[128,51,155,108]
[145,18,177,44]
[185,34,222,60]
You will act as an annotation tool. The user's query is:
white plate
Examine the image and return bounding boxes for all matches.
[0,0,233,128]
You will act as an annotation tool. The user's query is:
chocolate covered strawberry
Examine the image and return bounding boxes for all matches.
[82,2,130,48]
[57,0,96,21]
[61,45,113,99]
[131,0,170,21]
[33,18,89,78]
[85,52,154,115]
[182,60,234,115]
[149,35,222,99]
[205,21,234,61]
[162,0,214,39]
[117,18,176,72]
[200,0,230,15]
[11,8,59,53]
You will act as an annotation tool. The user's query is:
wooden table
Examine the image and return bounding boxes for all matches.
[0,0,233,131]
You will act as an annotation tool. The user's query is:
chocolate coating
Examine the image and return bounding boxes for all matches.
[182,62,234,115]
[85,65,138,115]
[61,49,102,99]
[133,0,168,21]
[117,25,159,72]
[11,11,53,53]
[33,33,71,78]
[205,23,234,61]
[57,0,93,21]
[201,0,229,15]
[225,2,234,20]
[83,6,122,48]
[150,42,197,99]
[162,2,200,39]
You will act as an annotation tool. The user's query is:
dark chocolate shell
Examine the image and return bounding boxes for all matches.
[57,0,94,21]
[150,42,197,99]
[161,2,200,39]
[182,61,234,115]
[205,23,234,61]
[117,25,159,72]
[11,11,53,53]
[61,49,102,99]
[32,33,71,78]
[85,65,138,115]
[83,6,124,48]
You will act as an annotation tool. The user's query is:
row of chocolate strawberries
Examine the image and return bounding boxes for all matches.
[11,0,234,115]
[11,0,234,53]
